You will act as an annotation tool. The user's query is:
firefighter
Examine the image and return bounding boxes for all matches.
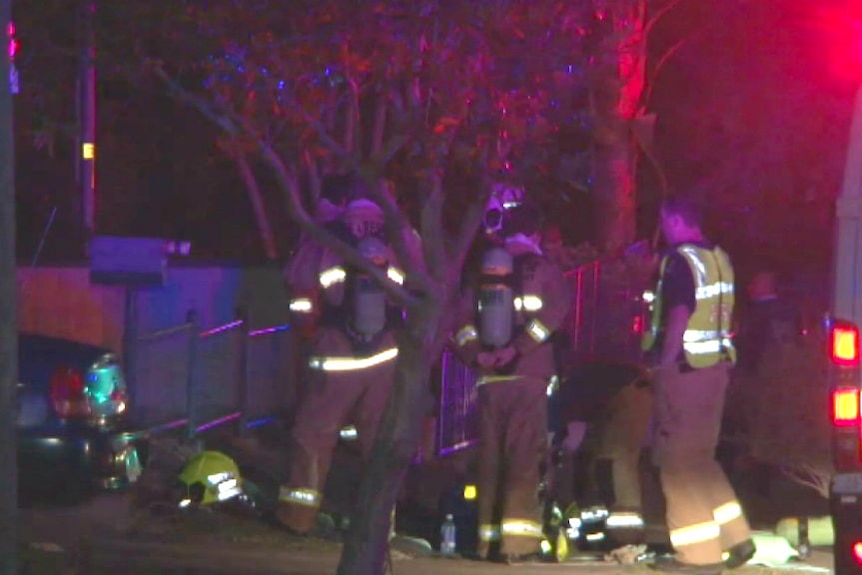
[453,201,571,562]
[642,195,755,574]
[548,359,653,547]
[275,197,404,535]
[283,174,355,335]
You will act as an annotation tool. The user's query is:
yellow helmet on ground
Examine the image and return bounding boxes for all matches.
[177,450,243,507]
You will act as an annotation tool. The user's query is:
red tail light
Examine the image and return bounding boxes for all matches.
[831,321,860,366]
[833,388,861,427]
[49,366,91,419]
[853,541,862,564]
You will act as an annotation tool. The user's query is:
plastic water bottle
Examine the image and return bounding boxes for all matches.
[797,516,811,559]
[440,514,457,557]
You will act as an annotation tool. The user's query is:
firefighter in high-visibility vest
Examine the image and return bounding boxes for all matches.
[275,198,405,535]
[453,201,571,563]
[642,195,755,574]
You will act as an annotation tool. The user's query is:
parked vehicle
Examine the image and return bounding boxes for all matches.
[16,332,146,502]
[828,83,862,575]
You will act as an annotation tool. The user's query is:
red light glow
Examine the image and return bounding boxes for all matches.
[832,323,860,366]
[853,541,862,563]
[7,21,16,62]
[832,388,860,426]
[814,4,862,82]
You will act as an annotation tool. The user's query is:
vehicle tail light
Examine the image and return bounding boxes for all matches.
[49,366,91,419]
[87,354,128,419]
[831,321,860,366]
[853,541,862,564]
[832,388,860,426]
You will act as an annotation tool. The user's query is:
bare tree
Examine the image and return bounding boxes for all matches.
[134,2,597,573]
[588,0,696,252]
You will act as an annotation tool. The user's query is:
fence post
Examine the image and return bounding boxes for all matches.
[185,309,200,441]
[236,306,249,437]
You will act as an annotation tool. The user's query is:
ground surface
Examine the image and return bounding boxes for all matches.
[18,491,836,575]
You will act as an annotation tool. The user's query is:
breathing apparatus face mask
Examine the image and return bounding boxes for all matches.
[483,184,525,236]
[345,199,385,240]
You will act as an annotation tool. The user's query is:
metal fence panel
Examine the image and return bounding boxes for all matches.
[195,322,243,428]
[246,325,294,422]
[133,312,294,436]
[134,324,193,428]
[437,348,479,456]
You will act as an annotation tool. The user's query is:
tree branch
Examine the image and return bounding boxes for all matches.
[283,91,356,167]
[371,89,387,156]
[450,190,489,276]
[231,140,279,260]
[260,146,418,307]
[642,33,698,109]
[358,170,436,295]
[152,65,239,137]
[303,149,322,203]
[421,172,446,280]
[155,65,416,307]
[643,0,686,40]
[369,132,410,169]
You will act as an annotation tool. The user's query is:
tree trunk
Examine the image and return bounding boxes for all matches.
[593,137,637,253]
[336,301,444,575]
[0,0,18,572]
[234,148,279,260]
[590,0,646,254]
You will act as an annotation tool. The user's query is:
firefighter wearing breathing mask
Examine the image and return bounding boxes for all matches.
[276,198,405,535]
[453,202,571,563]
[283,174,356,337]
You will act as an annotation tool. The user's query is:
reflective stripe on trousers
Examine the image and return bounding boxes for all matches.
[479,520,543,542]
[669,501,744,548]
[278,486,321,508]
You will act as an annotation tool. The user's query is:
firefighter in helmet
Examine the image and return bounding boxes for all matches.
[453,200,571,562]
[283,174,356,336]
[275,196,405,535]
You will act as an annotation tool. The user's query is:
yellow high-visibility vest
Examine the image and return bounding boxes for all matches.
[642,244,736,368]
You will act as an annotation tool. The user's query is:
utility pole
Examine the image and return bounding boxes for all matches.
[0,0,18,571]
[79,0,96,244]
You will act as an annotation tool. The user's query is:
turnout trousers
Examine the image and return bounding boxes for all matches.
[590,382,653,542]
[276,327,397,534]
[476,377,547,558]
[653,363,752,565]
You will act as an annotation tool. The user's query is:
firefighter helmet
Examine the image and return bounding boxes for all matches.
[177,450,243,507]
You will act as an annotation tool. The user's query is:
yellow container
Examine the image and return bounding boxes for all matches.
[774,516,834,547]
